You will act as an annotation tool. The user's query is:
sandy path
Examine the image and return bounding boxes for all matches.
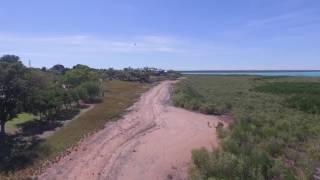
[39,80,224,180]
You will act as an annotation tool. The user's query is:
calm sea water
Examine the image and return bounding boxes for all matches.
[180,71,320,77]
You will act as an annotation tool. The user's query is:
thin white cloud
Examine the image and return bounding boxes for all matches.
[139,35,178,44]
[246,12,298,27]
[0,33,185,56]
[245,9,320,29]
[218,7,320,45]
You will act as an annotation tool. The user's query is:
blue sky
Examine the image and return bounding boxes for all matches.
[0,0,320,70]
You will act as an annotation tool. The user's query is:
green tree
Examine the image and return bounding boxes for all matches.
[27,83,64,121]
[72,64,90,70]
[76,87,89,101]
[44,87,64,120]
[49,64,66,74]
[80,82,100,101]
[23,69,53,115]
[62,91,73,110]
[0,55,27,135]
[63,68,98,87]
[70,88,81,106]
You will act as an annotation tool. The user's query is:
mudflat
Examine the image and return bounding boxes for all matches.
[40,80,224,180]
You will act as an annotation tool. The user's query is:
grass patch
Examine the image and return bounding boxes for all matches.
[1,80,150,179]
[6,113,36,133]
[173,76,320,180]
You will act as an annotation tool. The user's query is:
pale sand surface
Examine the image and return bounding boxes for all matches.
[39,80,225,180]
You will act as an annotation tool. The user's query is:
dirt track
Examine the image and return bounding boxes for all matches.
[39,80,224,180]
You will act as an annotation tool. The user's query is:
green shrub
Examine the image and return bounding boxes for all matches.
[255,82,320,114]
[286,95,320,114]
[199,103,216,114]
[254,82,320,95]
[265,137,284,157]
[216,122,227,139]
[172,82,204,111]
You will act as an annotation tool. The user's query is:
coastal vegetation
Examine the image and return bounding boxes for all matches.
[173,75,320,179]
[0,54,180,178]
[0,55,102,137]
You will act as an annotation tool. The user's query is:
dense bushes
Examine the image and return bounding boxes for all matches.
[190,149,284,180]
[100,67,181,83]
[173,82,203,110]
[26,70,102,122]
[190,149,244,180]
[254,82,320,95]
[62,66,99,86]
[173,76,320,179]
[255,82,320,114]
[173,82,231,115]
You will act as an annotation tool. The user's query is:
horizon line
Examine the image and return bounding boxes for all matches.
[177,69,320,72]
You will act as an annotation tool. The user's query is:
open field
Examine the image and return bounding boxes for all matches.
[173,75,320,180]
[0,80,150,179]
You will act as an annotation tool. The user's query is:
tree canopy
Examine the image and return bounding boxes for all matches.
[0,55,27,135]
[0,54,180,136]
